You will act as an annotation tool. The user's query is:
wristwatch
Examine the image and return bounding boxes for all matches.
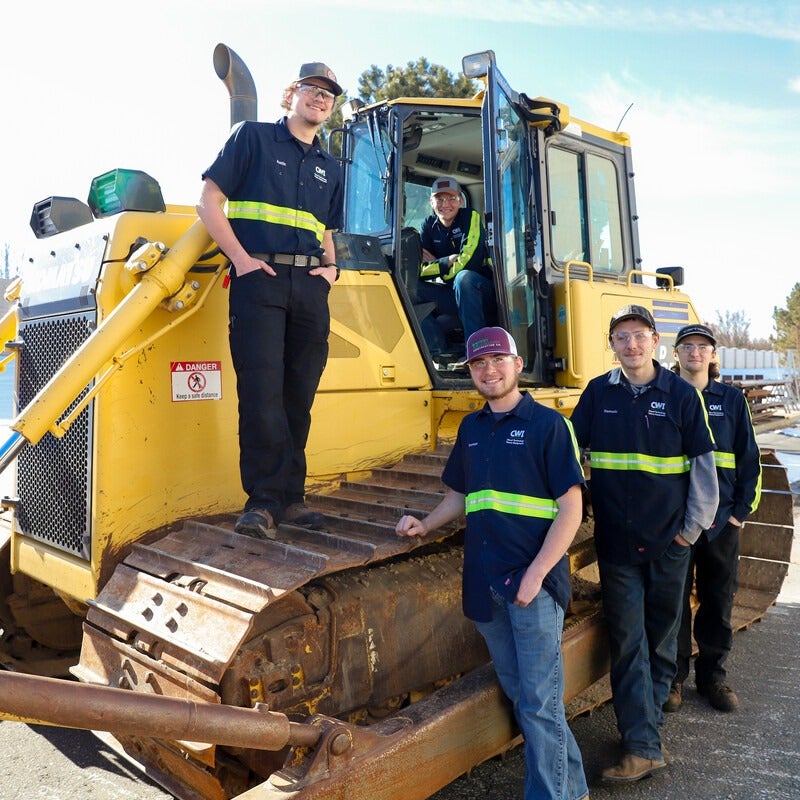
[324,263,340,281]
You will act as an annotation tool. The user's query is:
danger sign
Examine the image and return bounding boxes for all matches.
[171,361,222,402]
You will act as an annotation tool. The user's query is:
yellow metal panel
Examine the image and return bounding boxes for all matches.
[553,280,704,390]
[13,536,96,601]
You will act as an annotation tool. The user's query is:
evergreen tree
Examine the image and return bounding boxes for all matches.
[322,58,477,150]
[773,283,800,354]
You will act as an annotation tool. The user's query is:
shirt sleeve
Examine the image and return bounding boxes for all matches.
[682,451,719,543]
[441,427,467,494]
[440,209,487,280]
[731,391,762,521]
[544,415,587,500]
[568,385,593,450]
[201,120,252,199]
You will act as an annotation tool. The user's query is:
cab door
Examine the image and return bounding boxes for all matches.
[480,61,543,379]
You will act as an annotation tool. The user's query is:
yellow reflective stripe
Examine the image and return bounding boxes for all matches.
[420,260,442,279]
[228,201,325,243]
[444,209,483,280]
[714,451,736,470]
[465,489,558,520]
[590,451,690,475]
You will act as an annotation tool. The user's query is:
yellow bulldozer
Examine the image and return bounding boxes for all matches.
[0,44,793,800]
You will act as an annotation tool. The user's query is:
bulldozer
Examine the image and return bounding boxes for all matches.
[0,44,794,800]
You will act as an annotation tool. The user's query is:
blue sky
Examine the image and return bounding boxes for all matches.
[2,0,798,339]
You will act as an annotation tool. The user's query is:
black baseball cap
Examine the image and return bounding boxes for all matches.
[296,62,343,96]
[675,323,716,347]
[609,304,656,334]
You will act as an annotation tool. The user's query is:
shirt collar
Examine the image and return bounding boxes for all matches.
[476,391,535,420]
[276,116,321,149]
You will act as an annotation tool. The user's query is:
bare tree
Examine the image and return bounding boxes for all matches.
[713,309,753,348]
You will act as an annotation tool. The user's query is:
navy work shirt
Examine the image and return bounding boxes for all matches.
[570,362,715,564]
[442,392,585,622]
[703,379,761,536]
[202,118,343,257]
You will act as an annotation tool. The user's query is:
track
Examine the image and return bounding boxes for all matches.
[4,447,794,800]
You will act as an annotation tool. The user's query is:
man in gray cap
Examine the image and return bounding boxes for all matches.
[667,323,761,714]
[417,176,495,361]
[569,305,718,783]
[197,62,343,539]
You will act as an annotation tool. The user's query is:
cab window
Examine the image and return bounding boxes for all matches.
[547,146,624,275]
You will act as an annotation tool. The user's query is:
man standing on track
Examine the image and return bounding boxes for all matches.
[197,62,343,540]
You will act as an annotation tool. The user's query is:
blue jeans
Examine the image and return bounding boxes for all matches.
[418,270,496,351]
[599,541,691,759]
[475,590,588,800]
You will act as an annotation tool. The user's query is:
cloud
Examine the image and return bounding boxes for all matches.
[303,0,800,42]
[575,72,800,338]
[789,77,800,93]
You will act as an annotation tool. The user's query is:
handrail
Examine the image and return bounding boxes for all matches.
[563,260,594,383]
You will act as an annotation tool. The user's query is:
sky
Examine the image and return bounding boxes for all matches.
[2,0,798,340]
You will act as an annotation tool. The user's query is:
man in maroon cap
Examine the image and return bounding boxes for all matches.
[396,326,589,800]
[197,62,343,539]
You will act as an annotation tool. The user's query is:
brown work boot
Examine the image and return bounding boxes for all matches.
[698,681,739,712]
[283,502,326,529]
[663,682,682,712]
[234,508,277,540]
[601,754,667,783]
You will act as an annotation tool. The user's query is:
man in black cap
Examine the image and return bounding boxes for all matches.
[666,323,761,714]
[197,62,343,539]
[570,305,718,783]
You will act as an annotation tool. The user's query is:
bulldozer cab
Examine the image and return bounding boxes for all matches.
[340,50,643,384]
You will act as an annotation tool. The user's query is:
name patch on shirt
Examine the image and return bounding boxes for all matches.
[315,166,328,184]
[707,403,724,417]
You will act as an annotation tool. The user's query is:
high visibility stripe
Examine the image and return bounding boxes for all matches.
[590,451,690,475]
[714,451,736,470]
[228,201,326,243]
[444,209,483,280]
[465,489,558,520]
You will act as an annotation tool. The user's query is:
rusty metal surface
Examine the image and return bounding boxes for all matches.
[32,444,793,800]
[236,664,517,800]
[0,671,316,750]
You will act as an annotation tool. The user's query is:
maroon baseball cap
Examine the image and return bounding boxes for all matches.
[465,327,518,362]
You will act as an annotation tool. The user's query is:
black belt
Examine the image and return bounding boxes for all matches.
[250,252,321,267]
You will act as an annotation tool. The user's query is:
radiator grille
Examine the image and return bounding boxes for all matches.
[16,313,95,559]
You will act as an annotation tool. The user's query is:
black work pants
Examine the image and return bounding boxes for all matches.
[228,265,330,520]
[674,522,740,687]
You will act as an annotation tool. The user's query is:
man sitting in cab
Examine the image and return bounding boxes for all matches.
[418,176,496,361]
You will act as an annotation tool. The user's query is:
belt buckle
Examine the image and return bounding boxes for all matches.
[294,255,305,267]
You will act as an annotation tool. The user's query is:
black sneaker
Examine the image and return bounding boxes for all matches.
[663,682,682,713]
[234,508,277,540]
[283,502,326,529]
[698,681,739,712]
